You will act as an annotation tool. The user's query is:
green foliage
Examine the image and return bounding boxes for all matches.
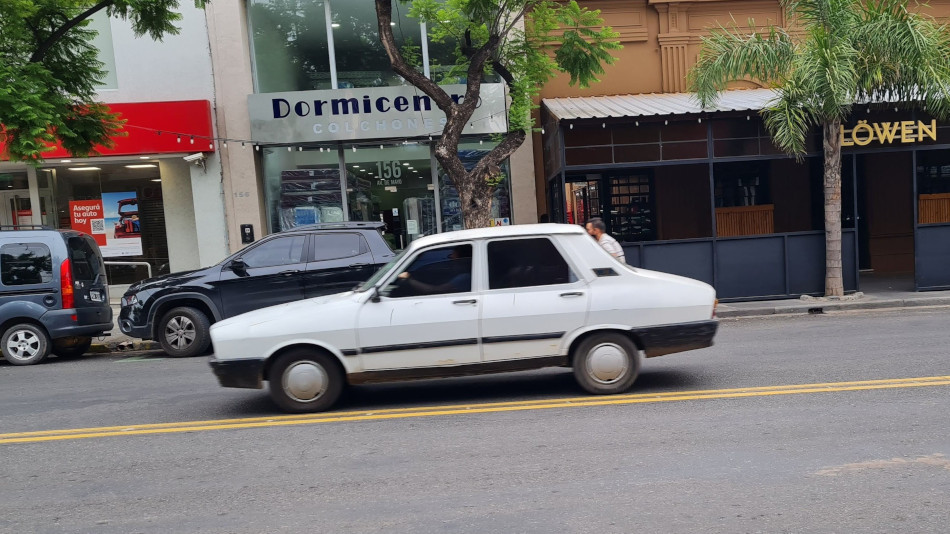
[0,1,203,163]
[689,0,950,155]
[402,0,621,133]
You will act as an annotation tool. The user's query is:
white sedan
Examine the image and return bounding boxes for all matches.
[209,224,718,412]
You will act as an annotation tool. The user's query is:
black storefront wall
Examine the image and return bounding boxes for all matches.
[541,110,950,301]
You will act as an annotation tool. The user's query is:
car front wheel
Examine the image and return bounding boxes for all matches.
[2,323,51,365]
[269,349,344,413]
[158,307,211,357]
[572,332,640,395]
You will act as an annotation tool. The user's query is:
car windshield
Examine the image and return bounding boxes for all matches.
[356,249,408,292]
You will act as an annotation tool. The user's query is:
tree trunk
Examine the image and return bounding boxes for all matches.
[822,120,844,297]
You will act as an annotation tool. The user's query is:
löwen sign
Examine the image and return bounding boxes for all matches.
[840,119,937,147]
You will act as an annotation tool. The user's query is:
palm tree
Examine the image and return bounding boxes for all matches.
[689,0,950,296]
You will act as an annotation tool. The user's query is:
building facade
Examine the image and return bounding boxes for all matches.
[205,1,538,254]
[0,4,229,294]
[535,0,950,300]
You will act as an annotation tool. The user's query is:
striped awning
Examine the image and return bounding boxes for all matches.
[542,88,779,120]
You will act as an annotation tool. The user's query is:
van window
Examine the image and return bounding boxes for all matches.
[1,243,53,286]
[67,235,104,283]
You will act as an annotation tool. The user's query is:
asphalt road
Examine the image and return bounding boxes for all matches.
[1,307,949,533]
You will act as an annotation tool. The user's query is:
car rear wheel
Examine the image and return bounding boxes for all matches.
[2,323,51,366]
[269,349,344,413]
[53,337,93,359]
[572,332,640,395]
[158,307,211,357]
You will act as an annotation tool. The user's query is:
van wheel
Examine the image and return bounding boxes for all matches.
[2,323,51,366]
[572,333,640,394]
[269,349,344,413]
[158,307,211,357]
[54,337,93,359]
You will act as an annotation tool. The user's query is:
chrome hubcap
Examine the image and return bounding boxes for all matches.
[283,361,328,402]
[164,316,196,350]
[7,330,40,361]
[586,343,629,384]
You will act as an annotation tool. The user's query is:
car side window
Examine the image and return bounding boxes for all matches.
[240,236,306,268]
[0,243,53,286]
[488,238,575,289]
[311,233,366,262]
[384,244,473,298]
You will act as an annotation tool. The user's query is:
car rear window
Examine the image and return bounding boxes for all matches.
[67,235,104,283]
[0,243,53,286]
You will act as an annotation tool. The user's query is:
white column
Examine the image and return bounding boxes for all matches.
[26,167,42,226]
[158,159,200,272]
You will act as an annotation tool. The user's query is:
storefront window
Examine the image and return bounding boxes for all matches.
[249,0,333,92]
[346,143,435,249]
[916,149,950,224]
[45,164,169,282]
[713,159,822,237]
[331,1,422,88]
[438,140,512,232]
[262,147,343,232]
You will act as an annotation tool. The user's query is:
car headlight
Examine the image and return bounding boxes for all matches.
[122,294,139,306]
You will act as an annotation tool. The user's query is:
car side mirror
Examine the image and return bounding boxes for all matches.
[370,286,381,303]
[229,259,248,276]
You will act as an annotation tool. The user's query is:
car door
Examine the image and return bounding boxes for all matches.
[215,234,309,318]
[303,232,378,298]
[480,237,590,362]
[356,242,481,371]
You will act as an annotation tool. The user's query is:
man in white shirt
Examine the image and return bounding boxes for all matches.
[585,217,626,263]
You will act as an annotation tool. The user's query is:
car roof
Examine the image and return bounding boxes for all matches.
[282,221,386,233]
[408,223,587,249]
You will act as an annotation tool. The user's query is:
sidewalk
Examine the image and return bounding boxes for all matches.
[716,276,950,318]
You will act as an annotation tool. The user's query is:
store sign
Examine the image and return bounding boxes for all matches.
[248,84,508,143]
[69,192,143,257]
[840,119,937,147]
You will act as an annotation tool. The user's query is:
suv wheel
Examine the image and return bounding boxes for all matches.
[158,307,211,357]
[2,323,51,365]
[53,337,93,359]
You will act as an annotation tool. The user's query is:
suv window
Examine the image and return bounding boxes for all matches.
[1,243,53,286]
[488,238,574,289]
[241,235,305,268]
[67,235,103,283]
[312,233,366,261]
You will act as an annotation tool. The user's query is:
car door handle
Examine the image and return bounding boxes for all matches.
[348,263,368,267]
[559,292,585,298]
[279,269,300,275]
[452,299,477,305]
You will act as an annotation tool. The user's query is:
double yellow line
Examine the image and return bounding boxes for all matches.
[3,375,950,445]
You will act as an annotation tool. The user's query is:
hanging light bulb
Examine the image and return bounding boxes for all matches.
[255,145,260,151]
[352,146,356,152]
[223,141,228,149]
[287,146,292,152]
[177,136,182,143]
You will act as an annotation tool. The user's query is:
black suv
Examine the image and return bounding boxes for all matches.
[118,222,395,357]
[0,227,113,365]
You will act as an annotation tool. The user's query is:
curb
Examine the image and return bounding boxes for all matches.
[89,340,160,353]
[718,297,950,318]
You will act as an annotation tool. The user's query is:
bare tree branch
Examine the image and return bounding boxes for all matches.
[30,0,113,63]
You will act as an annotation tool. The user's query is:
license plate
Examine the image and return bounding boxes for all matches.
[89,290,103,302]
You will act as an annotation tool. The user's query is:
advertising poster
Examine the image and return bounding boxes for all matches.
[101,191,143,257]
[71,193,143,257]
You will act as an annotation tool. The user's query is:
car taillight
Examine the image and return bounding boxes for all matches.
[61,259,75,309]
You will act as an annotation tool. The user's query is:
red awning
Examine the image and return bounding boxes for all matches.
[1,100,216,160]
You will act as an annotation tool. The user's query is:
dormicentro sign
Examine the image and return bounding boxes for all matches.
[247,84,508,144]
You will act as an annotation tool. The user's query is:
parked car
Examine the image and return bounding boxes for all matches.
[0,227,113,365]
[208,223,719,413]
[118,222,395,357]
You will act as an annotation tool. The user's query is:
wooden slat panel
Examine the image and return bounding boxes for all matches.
[716,205,774,237]
[918,193,950,224]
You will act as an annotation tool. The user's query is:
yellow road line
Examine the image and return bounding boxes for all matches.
[3,375,949,445]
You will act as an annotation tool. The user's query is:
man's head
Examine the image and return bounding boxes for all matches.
[585,218,606,239]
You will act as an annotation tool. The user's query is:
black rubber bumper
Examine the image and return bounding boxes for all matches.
[209,358,265,389]
[632,320,719,358]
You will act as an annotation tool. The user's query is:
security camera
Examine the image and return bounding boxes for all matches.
[183,152,206,163]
